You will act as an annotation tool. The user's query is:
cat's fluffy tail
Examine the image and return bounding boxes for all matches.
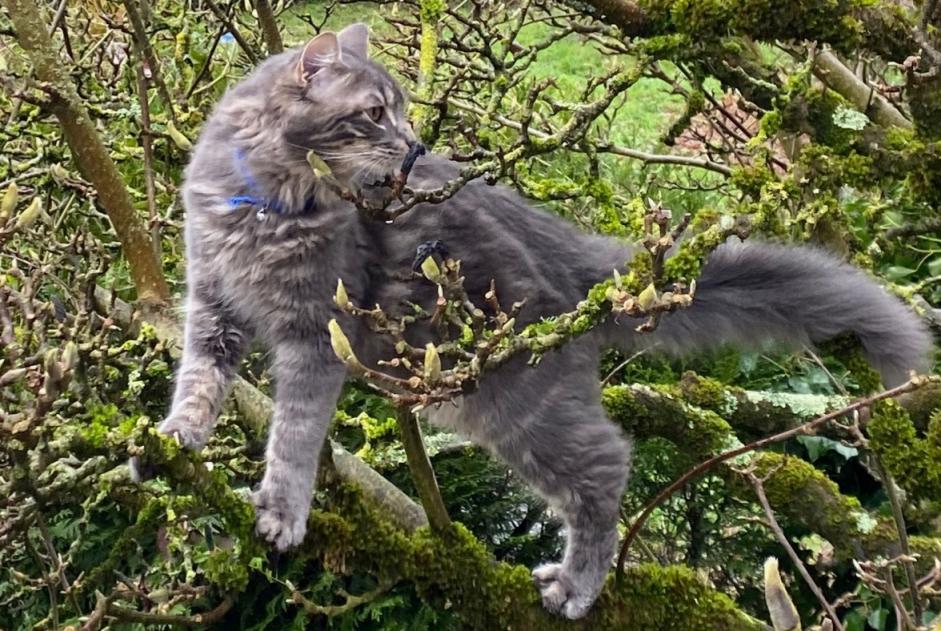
[606,240,935,386]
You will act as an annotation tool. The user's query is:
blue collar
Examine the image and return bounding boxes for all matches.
[228,148,316,216]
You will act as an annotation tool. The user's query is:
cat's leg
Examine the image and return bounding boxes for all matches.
[253,335,346,551]
[513,405,630,620]
[130,293,251,479]
[442,354,631,620]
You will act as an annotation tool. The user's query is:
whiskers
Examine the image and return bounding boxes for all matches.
[284,140,403,185]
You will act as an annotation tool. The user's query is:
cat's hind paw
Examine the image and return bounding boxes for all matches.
[252,488,308,551]
[532,563,597,620]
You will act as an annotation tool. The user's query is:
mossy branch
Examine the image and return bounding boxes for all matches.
[581,0,918,61]
[812,49,911,130]
[91,286,429,533]
[613,375,941,579]
[115,414,767,629]
[411,0,445,138]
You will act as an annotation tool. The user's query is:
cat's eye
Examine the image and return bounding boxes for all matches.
[366,106,384,123]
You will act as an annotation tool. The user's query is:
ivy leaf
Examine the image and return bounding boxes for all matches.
[867,607,888,631]
[797,435,858,462]
[884,265,917,281]
[928,257,941,277]
[832,104,869,131]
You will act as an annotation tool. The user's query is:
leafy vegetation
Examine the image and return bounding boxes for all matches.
[1,0,940,629]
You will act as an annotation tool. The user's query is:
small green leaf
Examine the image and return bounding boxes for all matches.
[832,104,869,131]
[797,435,858,462]
[867,607,888,631]
[883,265,917,281]
[927,257,941,277]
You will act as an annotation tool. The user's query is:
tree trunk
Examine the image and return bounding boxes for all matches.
[253,0,283,55]
[4,0,171,307]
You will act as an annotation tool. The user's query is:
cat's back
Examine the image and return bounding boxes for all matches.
[364,154,633,321]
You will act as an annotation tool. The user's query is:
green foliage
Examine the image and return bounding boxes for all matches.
[1,0,939,628]
[868,401,941,501]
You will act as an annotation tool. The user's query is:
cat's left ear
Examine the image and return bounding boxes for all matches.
[295,31,341,83]
[338,23,369,59]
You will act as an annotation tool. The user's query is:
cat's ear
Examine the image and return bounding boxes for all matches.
[338,23,369,59]
[295,31,341,83]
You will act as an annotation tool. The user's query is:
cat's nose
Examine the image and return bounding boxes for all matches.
[400,122,418,145]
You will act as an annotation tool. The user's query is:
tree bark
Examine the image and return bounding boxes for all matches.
[813,49,912,130]
[396,408,451,533]
[253,0,283,55]
[4,0,170,307]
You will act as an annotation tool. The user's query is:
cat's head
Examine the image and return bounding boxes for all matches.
[277,23,416,187]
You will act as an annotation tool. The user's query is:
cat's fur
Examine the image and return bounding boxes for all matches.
[138,24,935,620]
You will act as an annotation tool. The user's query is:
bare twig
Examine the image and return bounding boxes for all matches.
[135,64,160,259]
[291,580,394,618]
[204,0,259,64]
[875,460,924,625]
[748,471,845,631]
[121,0,178,125]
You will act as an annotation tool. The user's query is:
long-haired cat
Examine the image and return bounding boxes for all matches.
[135,23,934,620]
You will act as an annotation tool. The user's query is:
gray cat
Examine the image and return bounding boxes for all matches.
[134,23,934,620]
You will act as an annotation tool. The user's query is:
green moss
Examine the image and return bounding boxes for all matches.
[603,383,735,458]
[129,424,263,590]
[663,89,705,146]
[747,453,870,555]
[204,547,250,592]
[305,485,764,629]
[662,222,727,282]
[819,334,882,392]
[638,0,867,52]
[730,164,775,198]
[908,74,941,140]
[678,372,734,411]
[868,401,941,501]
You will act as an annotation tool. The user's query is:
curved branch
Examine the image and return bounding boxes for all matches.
[615,375,940,581]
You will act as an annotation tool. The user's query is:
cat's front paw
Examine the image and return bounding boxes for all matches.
[252,487,309,551]
[532,563,597,620]
[128,416,202,482]
[155,415,206,449]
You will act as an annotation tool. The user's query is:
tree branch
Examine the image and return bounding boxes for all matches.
[615,375,940,581]
[812,49,912,130]
[3,0,170,306]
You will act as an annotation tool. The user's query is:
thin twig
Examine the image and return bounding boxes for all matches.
[748,471,845,631]
[104,595,234,627]
[135,64,160,260]
[122,0,178,125]
[204,0,259,64]
[876,459,924,625]
[186,22,227,99]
